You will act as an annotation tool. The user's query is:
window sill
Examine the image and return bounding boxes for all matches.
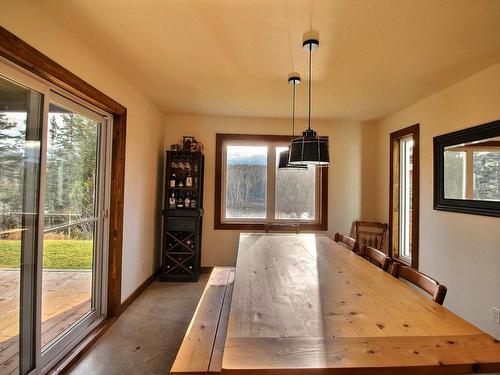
[392,256,416,269]
[214,222,327,231]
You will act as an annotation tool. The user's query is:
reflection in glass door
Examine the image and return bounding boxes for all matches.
[41,96,108,369]
[0,75,42,374]
[0,61,110,374]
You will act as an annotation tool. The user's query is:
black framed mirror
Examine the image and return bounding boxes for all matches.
[434,119,500,217]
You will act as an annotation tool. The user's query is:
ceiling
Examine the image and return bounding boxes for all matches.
[39,0,500,121]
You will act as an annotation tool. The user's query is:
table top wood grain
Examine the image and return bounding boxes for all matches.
[221,233,500,374]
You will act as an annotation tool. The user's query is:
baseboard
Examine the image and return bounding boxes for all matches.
[201,266,214,274]
[120,268,160,315]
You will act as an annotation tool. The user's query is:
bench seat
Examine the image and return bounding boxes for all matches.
[170,267,234,375]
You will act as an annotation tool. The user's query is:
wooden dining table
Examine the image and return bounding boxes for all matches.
[221,233,500,374]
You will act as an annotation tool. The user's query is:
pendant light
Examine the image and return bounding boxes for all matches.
[288,33,330,166]
[279,73,308,169]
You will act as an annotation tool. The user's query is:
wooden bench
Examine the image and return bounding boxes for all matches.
[170,267,234,375]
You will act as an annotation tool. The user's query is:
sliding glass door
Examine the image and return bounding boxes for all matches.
[0,61,111,374]
[0,74,42,375]
[40,95,109,371]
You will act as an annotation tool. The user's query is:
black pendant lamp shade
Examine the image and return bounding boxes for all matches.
[278,73,307,169]
[278,149,291,169]
[278,148,308,169]
[288,33,330,167]
[288,129,329,166]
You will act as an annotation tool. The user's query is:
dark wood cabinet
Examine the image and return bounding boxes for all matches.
[160,151,204,281]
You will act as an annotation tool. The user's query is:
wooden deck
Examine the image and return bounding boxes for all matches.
[0,269,91,374]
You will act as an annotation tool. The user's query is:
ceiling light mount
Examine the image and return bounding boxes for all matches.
[302,39,319,52]
[288,72,301,85]
[302,31,320,52]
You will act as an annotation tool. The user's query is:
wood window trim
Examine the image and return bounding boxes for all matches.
[389,124,419,269]
[0,26,127,369]
[214,133,328,231]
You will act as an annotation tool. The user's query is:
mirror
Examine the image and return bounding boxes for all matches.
[434,119,500,217]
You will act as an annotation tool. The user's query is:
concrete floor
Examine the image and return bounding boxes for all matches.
[68,274,209,375]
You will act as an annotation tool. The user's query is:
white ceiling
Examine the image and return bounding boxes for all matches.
[39,0,500,121]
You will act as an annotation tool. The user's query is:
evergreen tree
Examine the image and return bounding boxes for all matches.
[0,112,25,230]
[44,112,98,238]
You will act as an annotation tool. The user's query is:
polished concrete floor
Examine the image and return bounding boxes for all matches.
[68,274,209,375]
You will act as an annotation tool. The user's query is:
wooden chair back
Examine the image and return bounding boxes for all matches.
[361,245,391,271]
[355,221,388,250]
[334,233,360,254]
[390,263,447,305]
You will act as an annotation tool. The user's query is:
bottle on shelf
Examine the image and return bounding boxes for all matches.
[176,193,184,209]
[190,193,197,209]
[178,173,184,188]
[169,192,176,209]
[184,192,191,208]
[185,169,193,188]
[169,173,176,188]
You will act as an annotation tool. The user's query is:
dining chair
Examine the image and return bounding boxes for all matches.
[355,221,388,250]
[334,233,360,254]
[360,245,391,271]
[390,263,447,305]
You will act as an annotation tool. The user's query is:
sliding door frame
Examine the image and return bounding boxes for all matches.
[40,90,112,372]
[0,26,127,372]
[0,61,50,375]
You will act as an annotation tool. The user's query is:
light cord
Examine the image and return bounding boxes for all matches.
[292,82,296,139]
[308,44,312,131]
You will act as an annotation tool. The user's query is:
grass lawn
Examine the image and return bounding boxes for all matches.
[0,240,93,269]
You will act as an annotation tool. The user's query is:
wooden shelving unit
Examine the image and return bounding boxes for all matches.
[160,151,204,281]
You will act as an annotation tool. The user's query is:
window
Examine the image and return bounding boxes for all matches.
[389,125,419,268]
[215,134,327,230]
[398,136,413,260]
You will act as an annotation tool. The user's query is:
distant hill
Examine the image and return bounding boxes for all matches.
[228,154,267,165]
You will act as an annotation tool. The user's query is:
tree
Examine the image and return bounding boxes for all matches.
[444,151,465,199]
[226,164,266,217]
[473,151,500,201]
[44,112,98,238]
[0,112,25,230]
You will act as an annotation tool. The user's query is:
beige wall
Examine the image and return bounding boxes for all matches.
[373,62,500,339]
[164,115,373,265]
[0,0,166,302]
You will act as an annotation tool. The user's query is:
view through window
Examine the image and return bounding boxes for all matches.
[444,138,500,202]
[216,134,327,230]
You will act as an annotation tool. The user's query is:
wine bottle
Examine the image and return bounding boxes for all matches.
[184,192,191,208]
[176,193,184,209]
[185,169,193,188]
[169,192,176,209]
[169,173,176,188]
[190,193,197,209]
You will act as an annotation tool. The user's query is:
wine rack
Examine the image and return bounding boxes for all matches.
[160,151,204,282]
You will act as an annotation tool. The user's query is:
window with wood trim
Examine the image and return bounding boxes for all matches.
[389,124,419,268]
[215,134,328,230]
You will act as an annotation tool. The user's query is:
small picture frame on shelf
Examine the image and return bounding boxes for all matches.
[183,136,196,151]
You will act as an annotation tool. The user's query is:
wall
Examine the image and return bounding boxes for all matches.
[374,62,500,338]
[164,114,371,265]
[0,1,166,302]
